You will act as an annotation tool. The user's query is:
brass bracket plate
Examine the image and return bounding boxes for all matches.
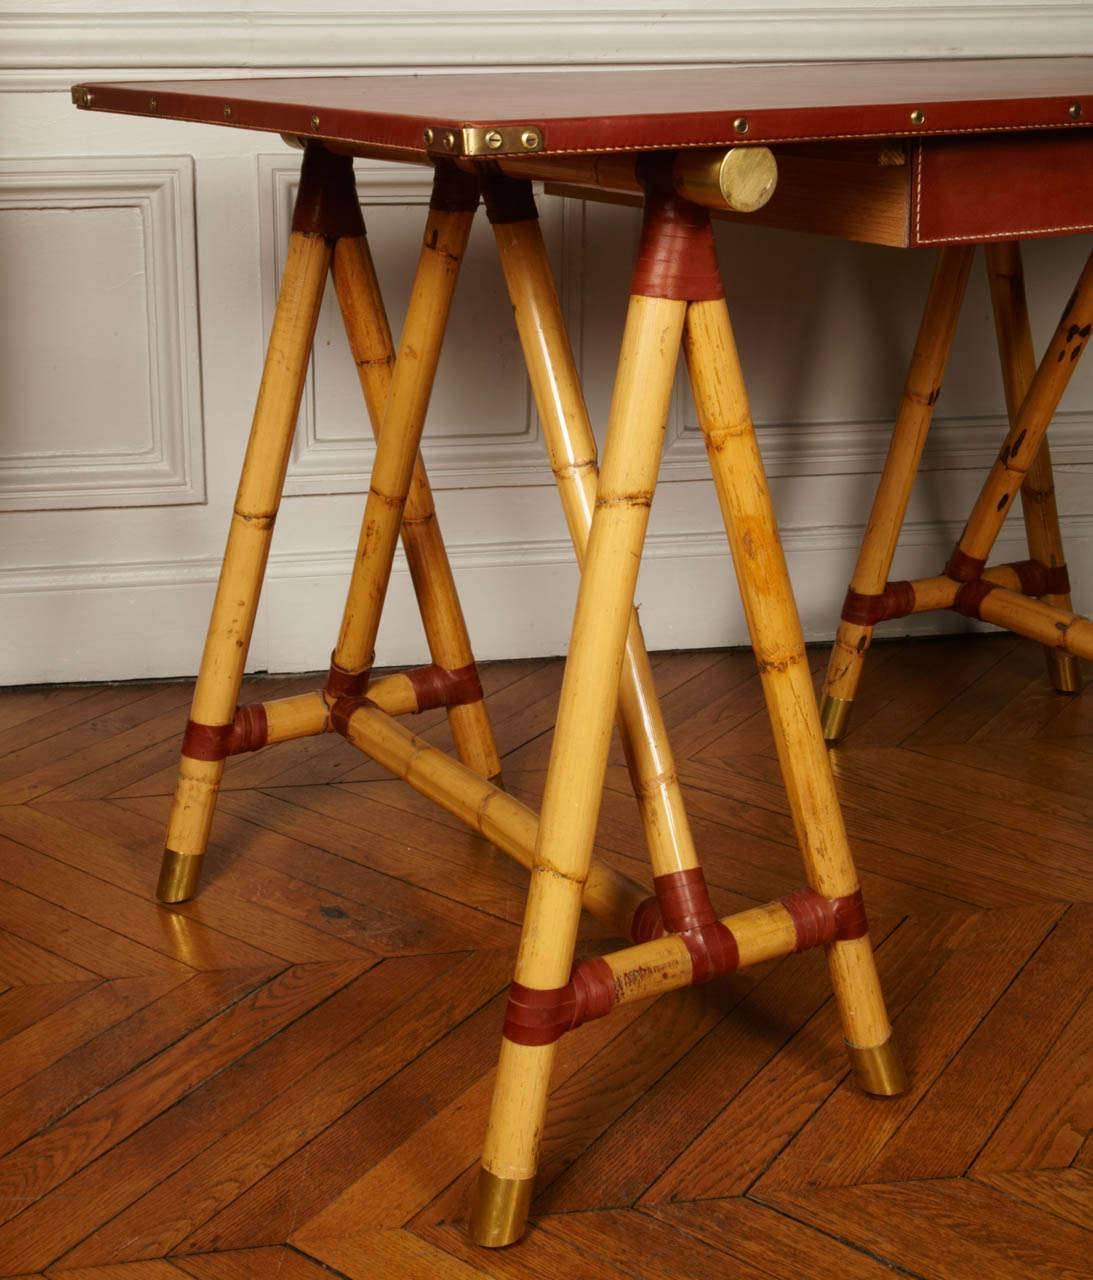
[423,123,544,157]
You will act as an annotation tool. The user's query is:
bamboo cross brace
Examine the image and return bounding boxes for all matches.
[332,696,651,939]
[503,887,869,1045]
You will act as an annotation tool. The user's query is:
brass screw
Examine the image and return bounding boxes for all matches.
[310,114,321,131]
[520,129,540,150]
[442,131,456,151]
[148,96,158,111]
[733,116,749,135]
[223,104,233,120]
[910,109,926,125]
[1070,102,1084,120]
[423,126,435,145]
[78,89,94,108]
[484,129,505,150]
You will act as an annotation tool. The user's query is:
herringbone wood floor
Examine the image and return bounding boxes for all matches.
[0,634,1090,1279]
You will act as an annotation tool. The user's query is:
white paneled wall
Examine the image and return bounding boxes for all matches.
[2,2,1092,683]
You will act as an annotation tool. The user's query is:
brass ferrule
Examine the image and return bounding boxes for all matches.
[819,693,853,744]
[157,849,205,903]
[847,1036,908,1097]
[468,1169,535,1248]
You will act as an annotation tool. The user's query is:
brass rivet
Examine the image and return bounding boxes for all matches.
[1070,102,1084,120]
[910,109,926,126]
[310,114,321,131]
[520,129,540,151]
[223,104,233,120]
[423,126,435,145]
[148,96,158,111]
[78,89,94,108]
[484,129,505,150]
[733,116,749,134]
[442,131,456,151]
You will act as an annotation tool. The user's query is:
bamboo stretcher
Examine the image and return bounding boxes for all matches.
[820,241,1092,741]
[155,140,904,1249]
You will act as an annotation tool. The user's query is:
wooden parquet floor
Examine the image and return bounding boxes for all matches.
[0,633,1091,1279]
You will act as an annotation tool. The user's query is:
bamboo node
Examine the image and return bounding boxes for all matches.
[755,652,806,675]
[368,485,408,511]
[233,510,276,529]
[594,492,654,510]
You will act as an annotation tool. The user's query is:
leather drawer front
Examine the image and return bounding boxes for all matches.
[912,132,1093,246]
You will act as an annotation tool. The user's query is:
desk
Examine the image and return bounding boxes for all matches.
[73,57,1092,1248]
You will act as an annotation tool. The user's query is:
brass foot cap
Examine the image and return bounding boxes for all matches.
[157,849,204,903]
[847,1035,908,1097]
[820,693,853,744]
[467,1168,534,1248]
[1046,651,1082,695]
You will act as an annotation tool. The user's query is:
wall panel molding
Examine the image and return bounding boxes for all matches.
[0,155,204,511]
[4,5,1092,91]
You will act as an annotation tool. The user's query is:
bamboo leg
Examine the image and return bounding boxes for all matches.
[684,293,905,1099]
[985,241,1082,694]
[820,246,975,741]
[485,179,699,879]
[470,207,688,1246]
[157,147,336,903]
[324,163,479,723]
[331,229,502,777]
[947,248,1093,581]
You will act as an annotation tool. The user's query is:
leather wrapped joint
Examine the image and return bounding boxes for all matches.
[634,867,740,985]
[1007,558,1071,598]
[325,652,372,701]
[181,704,268,761]
[631,155,723,302]
[841,581,916,626]
[502,960,616,1046]
[328,694,374,738]
[481,174,539,225]
[429,161,480,213]
[406,662,484,712]
[945,547,986,583]
[953,579,998,620]
[781,887,869,950]
[292,144,366,241]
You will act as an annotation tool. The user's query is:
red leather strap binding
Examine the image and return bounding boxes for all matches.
[502,958,617,1046]
[782,886,869,949]
[182,704,269,761]
[953,579,999,619]
[840,581,916,626]
[631,159,723,302]
[781,888,838,951]
[291,145,366,240]
[1008,558,1072,597]
[481,174,539,225]
[653,866,739,984]
[329,695,371,738]
[654,866,719,933]
[830,889,869,941]
[429,161,479,213]
[181,720,233,761]
[406,662,484,712]
[226,703,269,755]
[945,547,986,582]
[681,923,739,984]
[325,653,371,701]
[631,895,665,943]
